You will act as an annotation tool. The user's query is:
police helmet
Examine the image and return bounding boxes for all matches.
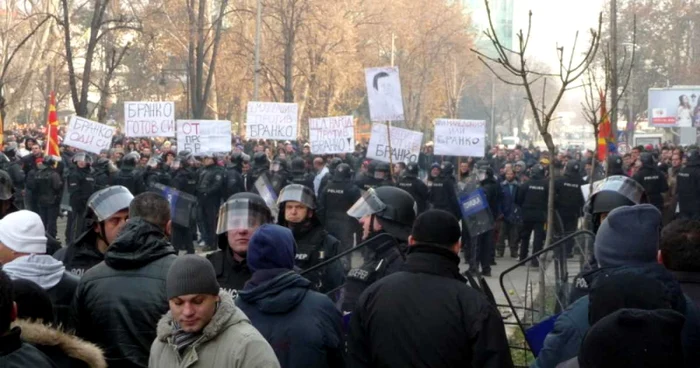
[640,152,654,167]
[123,151,140,166]
[177,150,194,162]
[333,163,353,181]
[147,155,162,169]
[253,152,269,170]
[530,164,546,180]
[291,157,306,172]
[231,152,244,167]
[476,160,494,179]
[277,184,317,227]
[347,186,417,241]
[0,170,13,201]
[605,154,624,177]
[587,175,646,215]
[441,161,455,176]
[216,192,273,250]
[86,186,134,223]
[687,149,700,165]
[367,160,378,175]
[42,155,57,168]
[241,153,251,163]
[328,157,343,173]
[271,158,288,173]
[3,145,17,159]
[95,157,110,168]
[73,152,93,165]
[405,162,419,176]
[565,160,581,175]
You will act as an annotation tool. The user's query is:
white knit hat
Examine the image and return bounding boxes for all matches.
[0,210,47,254]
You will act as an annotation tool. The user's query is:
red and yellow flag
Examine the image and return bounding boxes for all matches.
[597,89,616,162]
[45,91,60,158]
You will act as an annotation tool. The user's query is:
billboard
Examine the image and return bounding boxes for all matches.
[648,88,700,128]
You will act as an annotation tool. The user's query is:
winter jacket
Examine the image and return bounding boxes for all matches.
[53,231,104,278]
[149,291,279,368]
[533,264,700,368]
[674,271,700,309]
[348,245,514,368]
[207,246,253,294]
[500,179,521,223]
[13,319,106,368]
[676,161,700,219]
[0,326,56,368]
[74,218,177,368]
[236,270,345,368]
[2,254,79,330]
[515,178,548,222]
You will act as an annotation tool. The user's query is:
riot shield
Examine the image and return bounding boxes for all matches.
[499,230,595,364]
[150,183,196,227]
[458,187,494,237]
[254,175,279,221]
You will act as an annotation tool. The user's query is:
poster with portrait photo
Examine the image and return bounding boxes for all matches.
[648,88,700,128]
[365,67,405,122]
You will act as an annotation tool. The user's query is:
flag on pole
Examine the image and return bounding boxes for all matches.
[597,89,617,162]
[0,111,4,147]
[45,91,60,158]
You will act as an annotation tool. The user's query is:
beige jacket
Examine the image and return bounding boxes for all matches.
[149,291,279,368]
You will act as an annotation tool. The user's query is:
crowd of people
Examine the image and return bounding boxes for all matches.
[0,124,699,367]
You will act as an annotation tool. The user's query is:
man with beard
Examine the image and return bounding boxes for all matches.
[206,192,273,294]
[276,184,344,294]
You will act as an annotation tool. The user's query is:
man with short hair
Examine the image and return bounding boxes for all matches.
[74,192,177,368]
[0,269,56,367]
[659,219,700,307]
[149,255,279,368]
[348,210,513,367]
[312,157,329,196]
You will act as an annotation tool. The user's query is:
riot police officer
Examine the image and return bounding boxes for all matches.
[605,154,626,177]
[67,152,96,244]
[555,160,586,257]
[206,192,273,293]
[277,184,344,293]
[29,155,63,239]
[92,157,113,190]
[341,186,416,312]
[223,154,246,200]
[676,149,700,219]
[515,164,548,266]
[3,146,24,210]
[247,152,270,192]
[397,162,429,214]
[269,158,291,195]
[112,151,146,195]
[633,152,668,212]
[318,163,362,258]
[54,186,133,277]
[468,162,502,277]
[354,159,379,191]
[427,161,461,219]
[289,157,314,190]
[143,155,171,188]
[196,152,225,249]
[170,151,199,254]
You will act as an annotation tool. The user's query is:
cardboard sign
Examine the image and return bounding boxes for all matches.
[365,67,405,122]
[308,115,355,154]
[433,119,486,157]
[366,123,423,163]
[246,102,298,140]
[64,116,116,154]
[124,101,175,137]
[176,120,232,156]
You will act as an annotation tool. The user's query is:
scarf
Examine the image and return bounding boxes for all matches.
[171,302,218,357]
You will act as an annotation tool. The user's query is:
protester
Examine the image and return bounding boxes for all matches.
[659,219,700,307]
[74,192,177,368]
[149,255,279,368]
[348,210,513,367]
[235,224,344,368]
[497,168,520,258]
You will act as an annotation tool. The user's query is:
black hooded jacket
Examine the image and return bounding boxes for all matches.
[633,163,668,210]
[677,158,700,219]
[74,218,176,368]
[53,230,104,277]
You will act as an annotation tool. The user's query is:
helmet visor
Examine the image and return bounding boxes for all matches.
[589,175,645,210]
[347,188,387,219]
[147,157,159,168]
[216,199,271,234]
[277,185,316,209]
[88,186,134,221]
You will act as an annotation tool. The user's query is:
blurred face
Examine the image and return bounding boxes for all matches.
[359,214,382,240]
[505,169,515,181]
[77,161,87,169]
[632,149,640,160]
[683,95,690,104]
[673,154,682,168]
[169,294,219,333]
[227,224,260,255]
[623,155,632,166]
[31,145,41,156]
[459,162,469,174]
[313,159,323,171]
[204,157,215,166]
[430,167,440,177]
[140,157,149,166]
[284,201,310,224]
[98,209,129,245]
[303,147,310,154]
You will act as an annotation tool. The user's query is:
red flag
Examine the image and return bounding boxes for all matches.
[45,92,60,158]
[597,89,611,162]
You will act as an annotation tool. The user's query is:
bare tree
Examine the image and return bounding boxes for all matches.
[473,0,602,247]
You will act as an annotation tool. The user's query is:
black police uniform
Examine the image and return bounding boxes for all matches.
[633,156,668,212]
[171,166,198,254]
[196,163,225,247]
[112,165,146,195]
[677,151,700,220]
[555,162,585,257]
[67,166,96,243]
[318,165,362,254]
[30,165,63,239]
[427,174,461,220]
[92,160,112,190]
[223,164,245,200]
[396,167,429,215]
[515,168,548,263]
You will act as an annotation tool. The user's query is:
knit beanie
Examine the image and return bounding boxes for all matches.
[594,204,661,268]
[12,278,53,323]
[247,224,296,273]
[166,255,220,300]
[579,308,685,368]
[0,210,47,254]
[410,210,461,247]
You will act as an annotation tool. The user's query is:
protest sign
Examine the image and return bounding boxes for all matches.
[64,116,116,154]
[176,120,232,156]
[366,123,423,163]
[124,101,175,137]
[246,102,298,140]
[365,67,405,122]
[308,115,355,154]
[433,119,486,157]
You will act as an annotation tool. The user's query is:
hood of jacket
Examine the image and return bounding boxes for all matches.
[156,291,248,345]
[104,218,176,269]
[2,254,65,289]
[13,319,106,368]
[237,271,310,314]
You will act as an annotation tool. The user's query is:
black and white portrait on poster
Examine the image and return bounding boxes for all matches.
[365,67,405,122]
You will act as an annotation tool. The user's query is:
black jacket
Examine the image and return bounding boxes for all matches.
[318,179,362,249]
[555,174,585,218]
[516,178,548,222]
[677,161,700,219]
[428,175,461,219]
[0,327,56,368]
[74,218,176,368]
[674,271,700,309]
[206,246,253,294]
[348,245,514,368]
[291,222,345,294]
[633,164,668,210]
[54,230,104,277]
[397,175,429,214]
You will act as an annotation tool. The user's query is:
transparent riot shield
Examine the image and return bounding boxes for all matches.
[150,183,196,227]
[254,175,279,221]
[498,230,595,365]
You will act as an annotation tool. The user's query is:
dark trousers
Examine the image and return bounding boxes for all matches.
[172,223,195,254]
[67,200,86,245]
[197,198,219,247]
[37,204,59,239]
[519,221,546,261]
[560,214,579,256]
[470,230,494,273]
[497,220,520,256]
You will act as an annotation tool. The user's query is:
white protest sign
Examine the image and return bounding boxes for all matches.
[176,120,232,156]
[308,115,355,154]
[246,102,298,140]
[366,123,423,163]
[365,67,405,122]
[433,119,486,157]
[64,116,116,154]
[124,101,175,137]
